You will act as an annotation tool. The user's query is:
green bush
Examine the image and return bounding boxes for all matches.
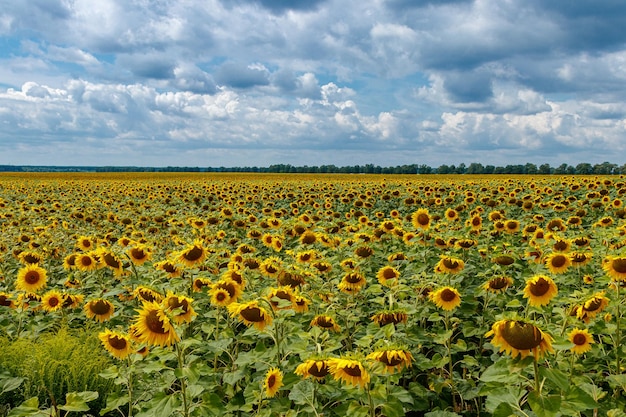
[0,326,113,414]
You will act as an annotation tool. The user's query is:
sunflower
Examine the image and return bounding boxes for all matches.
[504,219,520,233]
[295,359,330,381]
[311,315,341,332]
[17,251,43,265]
[95,248,125,277]
[367,347,413,374]
[568,328,594,354]
[338,271,367,293]
[354,245,374,259]
[327,358,370,388]
[482,276,514,294]
[299,230,318,245]
[76,236,95,251]
[492,255,515,266]
[154,260,183,279]
[263,368,283,398]
[62,293,84,309]
[377,266,400,287]
[467,214,483,231]
[371,310,408,327]
[176,240,207,268]
[576,292,610,323]
[208,279,243,306]
[127,245,152,266]
[486,319,554,359]
[16,264,47,292]
[134,301,180,347]
[41,290,64,313]
[228,300,273,331]
[260,257,282,278]
[192,277,212,292]
[602,255,626,282]
[74,253,99,272]
[134,286,163,303]
[277,270,305,288]
[99,329,133,360]
[429,286,461,311]
[295,250,317,263]
[163,292,196,324]
[63,253,77,270]
[523,275,558,307]
[267,285,295,310]
[435,256,464,274]
[544,253,571,274]
[293,295,310,313]
[271,237,283,252]
[84,299,115,322]
[0,292,16,309]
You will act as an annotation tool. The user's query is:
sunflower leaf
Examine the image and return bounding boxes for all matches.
[527,392,561,417]
[0,376,24,395]
[59,391,99,412]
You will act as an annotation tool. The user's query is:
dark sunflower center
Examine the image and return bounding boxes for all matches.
[612,258,626,273]
[495,256,515,266]
[472,217,481,226]
[382,269,398,279]
[342,364,362,377]
[194,279,209,289]
[316,317,335,328]
[530,278,550,296]
[109,335,128,350]
[345,273,364,284]
[441,288,457,302]
[25,271,41,284]
[550,255,567,268]
[240,306,264,322]
[168,297,188,312]
[356,247,373,257]
[265,265,278,274]
[267,374,276,388]
[572,333,587,346]
[80,256,93,266]
[163,263,176,273]
[443,259,459,269]
[91,300,111,315]
[184,246,204,261]
[380,352,404,366]
[571,254,587,263]
[584,298,602,312]
[23,254,40,263]
[500,321,543,350]
[138,290,158,302]
[554,241,568,251]
[145,310,167,334]
[215,291,228,302]
[218,282,237,297]
[489,277,509,290]
[0,295,11,306]
[309,363,329,377]
[48,297,59,307]
[103,253,120,268]
[131,248,147,260]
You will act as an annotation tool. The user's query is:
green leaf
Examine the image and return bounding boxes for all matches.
[425,411,462,417]
[7,397,42,417]
[59,391,99,412]
[480,359,525,384]
[388,385,414,405]
[99,392,130,416]
[608,409,626,417]
[136,392,181,417]
[527,392,561,417]
[289,380,314,405]
[381,396,406,417]
[562,385,598,412]
[98,365,120,380]
[607,374,626,391]
[345,401,370,417]
[539,367,570,391]
[491,402,515,417]
[1,376,24,395]
[223,368,246,385]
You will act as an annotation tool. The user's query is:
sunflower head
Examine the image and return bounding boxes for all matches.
[41,290,64,312]
[99,329,133,360]
[327,357,370,388]
[177,240,208,267]
[366,347,413,374]
[371,310,409,327]
[603,255,626,282]
[263,368,283,398]
[523,275,558,307]
[295,359,331,381]
[435,256,464,274]
[377,266,400,287]
[84,298,115,322]
[429,286,461,311]
[482,276,514,294]
[486,319,554,359]
[568,328,593,354]
[228,300,273,331]
[310,315,341,332]
[16,264,47,292]
[134,301,180,347]
[544,253,571,274]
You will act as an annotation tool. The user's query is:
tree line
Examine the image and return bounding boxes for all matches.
[0,161,624,174]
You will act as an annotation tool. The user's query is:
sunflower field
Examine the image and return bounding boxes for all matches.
[0,172,625,417]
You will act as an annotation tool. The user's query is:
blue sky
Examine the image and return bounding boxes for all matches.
[1,0,626,167]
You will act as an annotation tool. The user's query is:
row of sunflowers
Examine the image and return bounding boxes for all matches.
[0,172,625,417]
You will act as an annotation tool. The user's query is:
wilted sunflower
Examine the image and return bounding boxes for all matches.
[367,347,413,374]
[544,253,571,274]
[134,301,180,347]
[74,253,99,272]
[99,329,133,360]
[266,286,295,310]
[311,315,341,332]
[228,300,273,331]
[435,256,464,274]
[411,208,431,230]
[377,266,400,287]
[429,286,461,311]
[523,275,558,307]
[163,292,196,324]
[568,328,594,354]
[327,357,370,388]
[338,271,367,293]
[41,290,64,313]
[154,260,183,279]
[263,368,283,398]
[482,276,514,294]
[127,245,152,266]
[371,310,408,327]
[602,255,626,282]
[16,264,47,292]
[84,299,115,322]
[295,359,330,381]
[486,319,554,359]
[176,240,207,268]
[576,292,610,323]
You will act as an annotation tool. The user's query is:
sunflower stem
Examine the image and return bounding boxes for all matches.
[365,382,376,417]
[176,343,190,417]
[533,354,540,393]
[126,356,134,417]
[616,283,621,375]
[444,312,457,411]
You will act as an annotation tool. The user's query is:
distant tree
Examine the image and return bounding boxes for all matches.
[466,163,484,174]
[575,163,594,175]
[437,164,451,174]
[593,162,617,175]
[525,163,538,174]
[538,163,552,174]
[417,164,432,174]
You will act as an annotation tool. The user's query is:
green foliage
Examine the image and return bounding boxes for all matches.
[0,327,113,414]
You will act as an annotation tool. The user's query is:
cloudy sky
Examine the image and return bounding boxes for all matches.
[1,0,626,168]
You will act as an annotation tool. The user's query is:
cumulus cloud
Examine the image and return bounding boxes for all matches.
[2,0,626,167]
